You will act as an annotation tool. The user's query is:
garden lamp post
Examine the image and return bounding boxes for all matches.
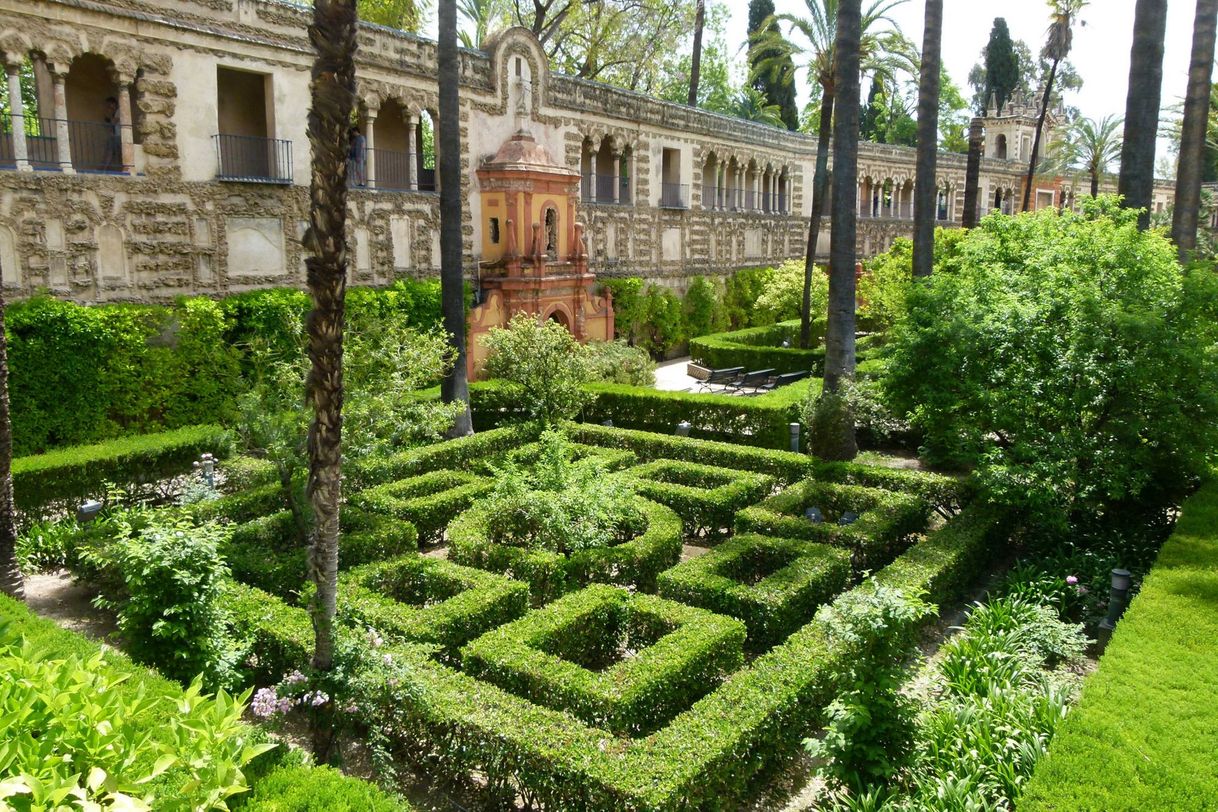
[789,423,801,452]
[1099,568,1133,631]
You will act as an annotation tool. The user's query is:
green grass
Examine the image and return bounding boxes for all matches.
[1020,482,1218,811]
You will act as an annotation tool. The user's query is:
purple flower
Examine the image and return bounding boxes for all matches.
[251,688,281,718]
[283,670,306,686]
[301,690,330,707]
[1065,575,1079,586]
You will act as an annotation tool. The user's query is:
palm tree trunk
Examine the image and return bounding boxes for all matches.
[688,0,705,107]
[0,278,22,601]
[1119,0,1168,230]
[439,0,474,437]
[303,0,358,674]
[913,0,943,277]
[816,0,860,461]
[962,117,983,228]
[800,90,834,348]
[1021,59,1058,213]
[1173,0,1218,260]
[1090,169,1100,198]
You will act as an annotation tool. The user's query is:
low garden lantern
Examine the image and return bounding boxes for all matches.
[602,419,614,427]
[789,423,800,452]
[804,506,824,524]
[676,421,692,437]
[193,453,216,488]
[77,500,103,523]
[1099,568,1133,631]
[838,511,860,526]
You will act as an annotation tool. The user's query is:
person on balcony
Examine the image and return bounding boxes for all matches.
[101,96,122,172]
[347,125,366,187]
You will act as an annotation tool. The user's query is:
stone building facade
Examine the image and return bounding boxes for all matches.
[0,0,1178,302]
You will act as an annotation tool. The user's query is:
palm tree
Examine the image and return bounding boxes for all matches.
[1173,0,1218,261]
[1118,0,1168,230]
[458,0,502,49]
[912,0,942,278]
[688,0,705,106]
[1068,115,1124,197]
[302,0,359,673]
[439,0,474,437]
[962,115,983,227]
[731,87,786,127]
[752,0,912,348]
[1022,0,1088,212]
[0,268,22,601]
[813,0,861,461]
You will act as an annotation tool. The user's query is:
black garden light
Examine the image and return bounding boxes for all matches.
[77,500,103,523]
[788,423,800,452]
[1099,568,1133,631]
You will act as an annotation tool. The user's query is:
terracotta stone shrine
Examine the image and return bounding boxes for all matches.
[467,129,615,378]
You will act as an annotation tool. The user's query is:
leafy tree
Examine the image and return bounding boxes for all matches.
[754,259,828,326]
[938,70,971,153]
[748,0,800,130]
[0,263,19,600]
[683,276,728,339]
[885,199,1218,531]
[723,266,774,329]
[858,229,966,331]
[968,33,1082,115]
[482,313,593,424]
[655,4,735,114]
[358,0,425,30]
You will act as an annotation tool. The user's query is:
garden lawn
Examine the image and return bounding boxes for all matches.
[1021,482,1218,811]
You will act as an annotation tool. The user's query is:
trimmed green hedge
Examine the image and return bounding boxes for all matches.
[448,497,683,601]
[0,591,404,809]
[462,585,746,736]
[657,534,851,651]
[364,502,1005,810]
[1020,483,1218,811]
[14,425,233,522]
[336,554,529,656]
[350,469,494,542]
[689,320,825,375]
[628,460,775,536]
[567,422,816,483]
[238,764,406,811]
[347,424,540,490]
[224,580,314,686]
[735,479,930,570]
[581,379,817,450]
[812,460,973,512]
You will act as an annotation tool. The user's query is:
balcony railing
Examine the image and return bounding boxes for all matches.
[660,182,689,209]
[581,173,632,205]
[214,133,292,184]
[1,114,130,173]
[369,148,415,190]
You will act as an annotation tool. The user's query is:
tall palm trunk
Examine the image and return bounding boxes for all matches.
[814,0,860,461]
[303,0,358,674]
[1021,59,1059,212]
[688,0,705,107]
[1119,0,1168,230]
[1173,0,1218,261]
[439,0,473,437]
[1090,168,1100,199]
[913,0,942,277]
[800,90,834,348]
[0,276,22,601]
[962,117,983,228]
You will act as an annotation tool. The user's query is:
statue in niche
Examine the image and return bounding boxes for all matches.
[544,208,558,260]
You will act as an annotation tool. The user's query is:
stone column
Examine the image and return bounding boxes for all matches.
[52,68,72,173]
[736,168,744,210]
[364,109,377,188]
[406,112,418,190]
[612,151,621,203]
[116,78,136,175]
[5,59,30,172]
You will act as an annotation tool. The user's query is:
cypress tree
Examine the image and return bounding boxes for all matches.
[983,18,1019,112]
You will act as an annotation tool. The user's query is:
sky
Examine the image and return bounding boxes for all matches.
[724,0,1196,163]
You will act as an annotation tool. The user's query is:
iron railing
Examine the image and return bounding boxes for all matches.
[1,115,128,172]
[660,183,689,209]
[580,173,630,205]
[69,119,131,173]
[371,148,414,190]
[214,133,292,184]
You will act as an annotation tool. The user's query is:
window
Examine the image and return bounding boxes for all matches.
[215,67,290,183]
[490,217,500,244]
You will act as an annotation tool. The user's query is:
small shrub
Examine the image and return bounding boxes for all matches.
[87,512,240,690]
[636,287,687,357]
[483,313,593,423]
[754,259,828,326]
[723,266,773,329]
[584,340,657,386]
[683,276,728,339]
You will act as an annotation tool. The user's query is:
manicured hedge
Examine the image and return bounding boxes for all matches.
[364,502,1005,810]
[580,380,818,450]
[735,479,930,570]
[348,424,540,490]
[448,497,683,601]
[13,425,234,522]
[657,534,851,651]
[224,580,314,687]
[502,439,639,472]
[812,460,973,512]
[1020,483,1218,811]
[689,320,825,375]
[628,460,775,535]
[0,592,402,809]
[350,469,494,542]
[336,554,529,656]
[567,422,816,483]
[190,483,291,525]
[238,764,407,811]
[462,585,746,736]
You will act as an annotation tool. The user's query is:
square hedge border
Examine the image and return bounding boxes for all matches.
[628,460,775,536]
[496,440,639,474]
[657,534,851,651]
[461,584,745,736]
[369,504,1005,811]
[447,497,684,601]
[350,469,494,543]
[735,479,929,571]
[337,554,528,656]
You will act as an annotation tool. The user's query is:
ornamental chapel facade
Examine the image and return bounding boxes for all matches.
[0,0,1177,304]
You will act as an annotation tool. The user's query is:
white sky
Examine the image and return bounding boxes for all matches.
[725,0,1195,159]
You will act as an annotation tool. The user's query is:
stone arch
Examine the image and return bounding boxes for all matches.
[485,27,550,117]
[545,304,573,331]
[994,133,1008,160]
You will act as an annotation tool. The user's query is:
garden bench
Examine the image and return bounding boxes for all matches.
[749,370,809,394]
[726,368,777,394]
[694,366,745,393]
